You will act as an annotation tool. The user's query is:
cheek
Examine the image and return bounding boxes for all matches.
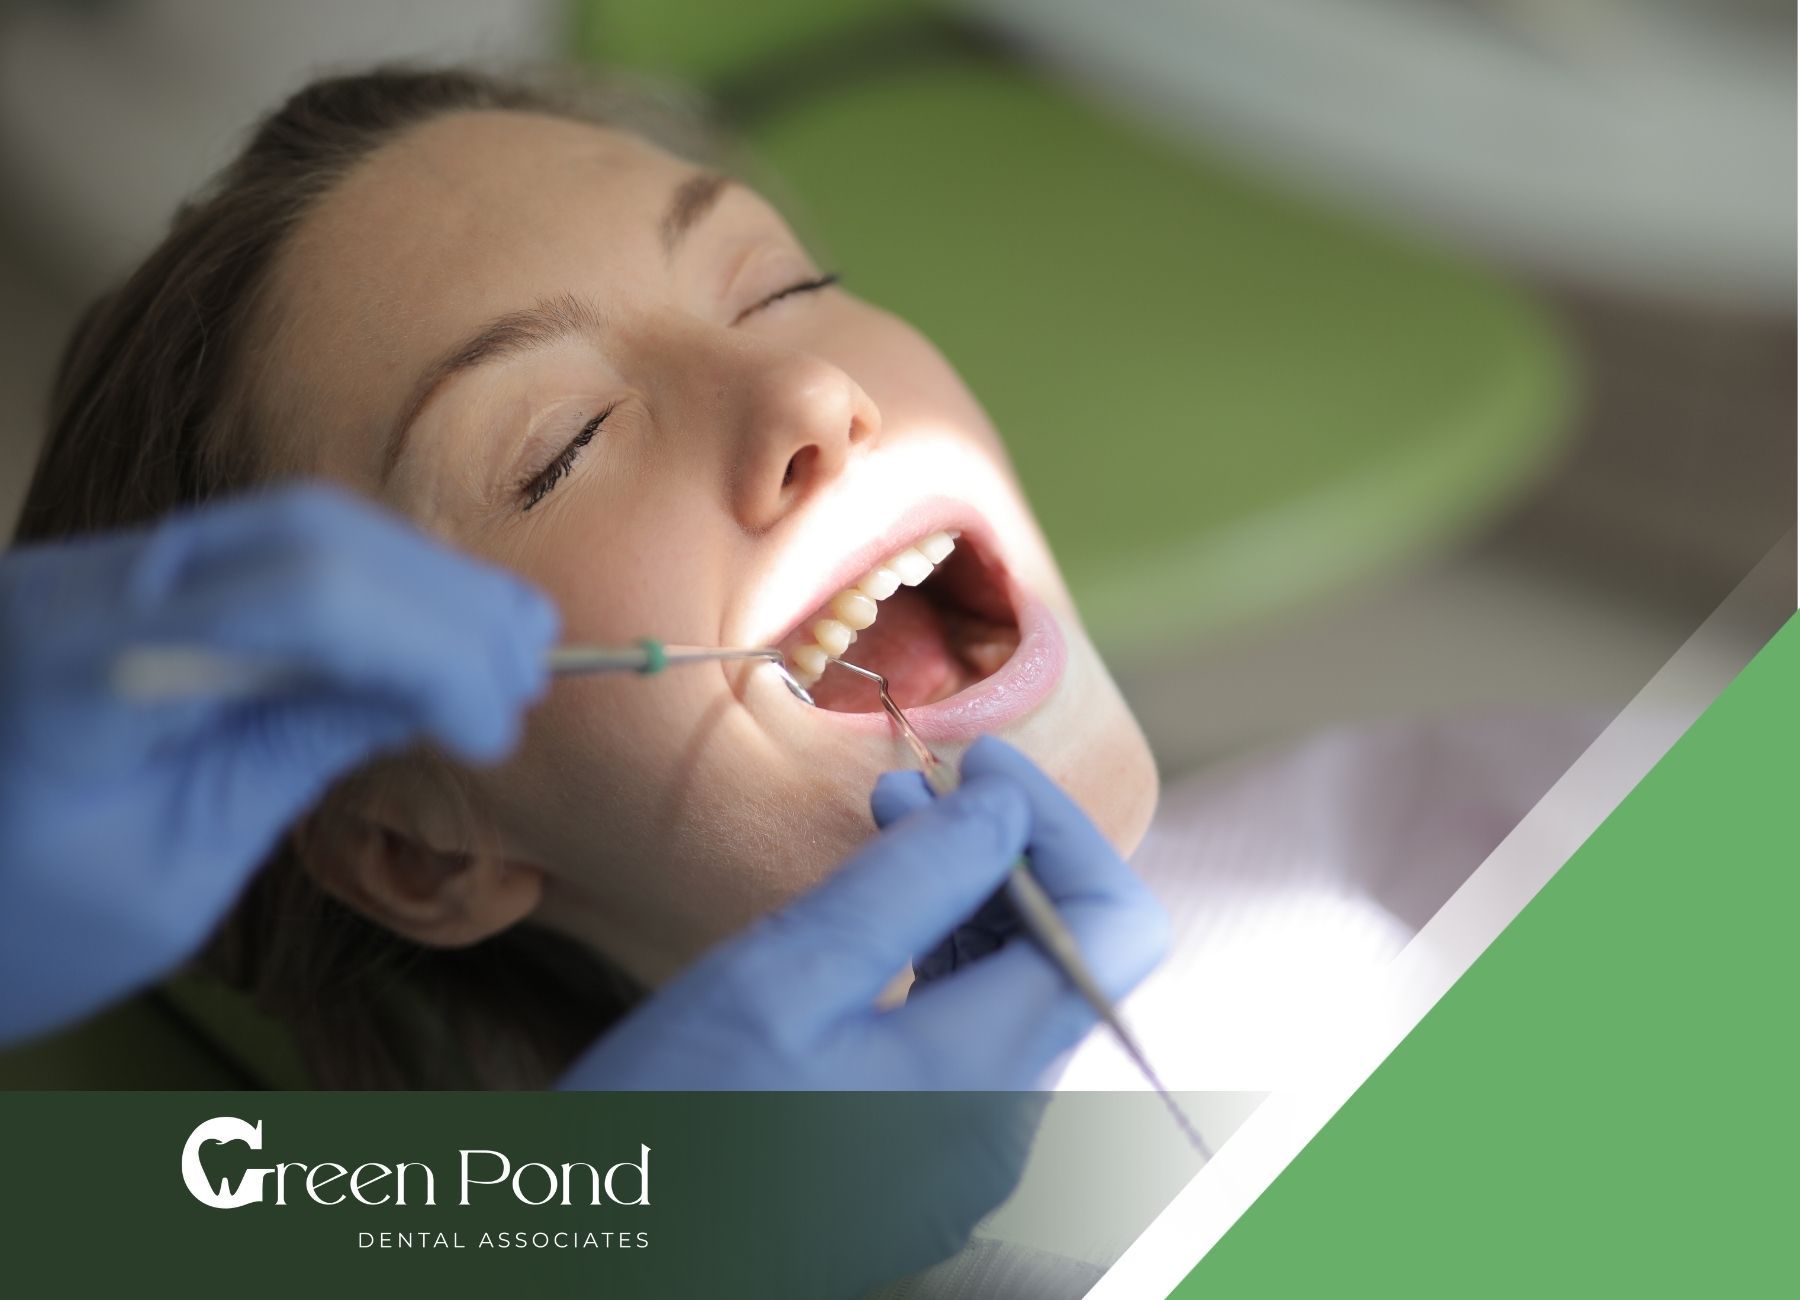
[832,307,1010,463]
[512,476,726,646]
[487,675,883,966]
[472,494,881,949]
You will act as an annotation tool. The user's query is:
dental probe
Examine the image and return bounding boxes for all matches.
[112,639,815,705]
[546,641,815,704]
[825,657,1211,1160]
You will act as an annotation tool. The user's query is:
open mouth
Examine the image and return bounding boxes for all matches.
[777,526,1024,713]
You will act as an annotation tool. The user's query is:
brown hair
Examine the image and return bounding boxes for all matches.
[12,66,719,1087]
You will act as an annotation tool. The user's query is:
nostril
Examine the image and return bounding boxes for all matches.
[784,446,821,489]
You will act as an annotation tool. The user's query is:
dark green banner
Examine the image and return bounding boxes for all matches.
[2,1090,1210,1298]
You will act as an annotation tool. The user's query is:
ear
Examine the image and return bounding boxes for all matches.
[296,799,544,949]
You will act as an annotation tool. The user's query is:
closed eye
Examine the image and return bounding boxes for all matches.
[519,402,616,511]
[734,272,839,325]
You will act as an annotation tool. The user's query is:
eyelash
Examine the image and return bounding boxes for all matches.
[736,271,840,323]
[516,271,840,510]
[520,403,614,511]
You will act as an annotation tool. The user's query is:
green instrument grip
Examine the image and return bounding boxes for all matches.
[636,637,668,675]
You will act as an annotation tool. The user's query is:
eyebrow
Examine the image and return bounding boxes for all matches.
[662,170,733,257]
[378,169,737,483]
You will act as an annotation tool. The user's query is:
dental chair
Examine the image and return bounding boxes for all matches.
[0,0,1566,1091]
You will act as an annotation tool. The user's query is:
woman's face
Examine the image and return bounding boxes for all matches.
[263,110,1157,983]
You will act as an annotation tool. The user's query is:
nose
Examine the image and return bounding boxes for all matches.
[727,349,880,533]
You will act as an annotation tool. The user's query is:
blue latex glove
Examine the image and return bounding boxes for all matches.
[559,736,1169,1090]
[0,484,558,1045]
[558,737,1166,1293]
[874,740,1081,987]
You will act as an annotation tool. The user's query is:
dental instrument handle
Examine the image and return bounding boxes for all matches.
[922,757,1211,1160]
[1002,862,1211,1158]
[545,638,669,675]
[548,640,795,676]
[117,639,815,705]
[109,646,312,701]
[546,642,814,703]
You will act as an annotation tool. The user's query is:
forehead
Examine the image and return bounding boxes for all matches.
[263,111,694,476]
[288,109,692,288]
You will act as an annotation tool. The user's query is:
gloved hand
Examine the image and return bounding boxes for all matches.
[557,736,1167,1295]
[0,484,558,1044]
[558,736,1169,1092]
[887,769,1025,985]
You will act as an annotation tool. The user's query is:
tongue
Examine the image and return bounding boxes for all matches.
[809,587,963,712]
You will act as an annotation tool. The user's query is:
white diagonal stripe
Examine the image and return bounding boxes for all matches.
[1087,535,1795,1300]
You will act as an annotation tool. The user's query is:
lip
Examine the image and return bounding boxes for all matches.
[751,495,993,649]
[803,571,1066,743]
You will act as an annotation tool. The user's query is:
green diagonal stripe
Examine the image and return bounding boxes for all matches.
[1170,611,1798,1298]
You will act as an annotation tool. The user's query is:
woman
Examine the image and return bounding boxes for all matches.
[15,66,1158,1087]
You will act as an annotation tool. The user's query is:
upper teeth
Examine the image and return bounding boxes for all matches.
[788,530,958,685]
